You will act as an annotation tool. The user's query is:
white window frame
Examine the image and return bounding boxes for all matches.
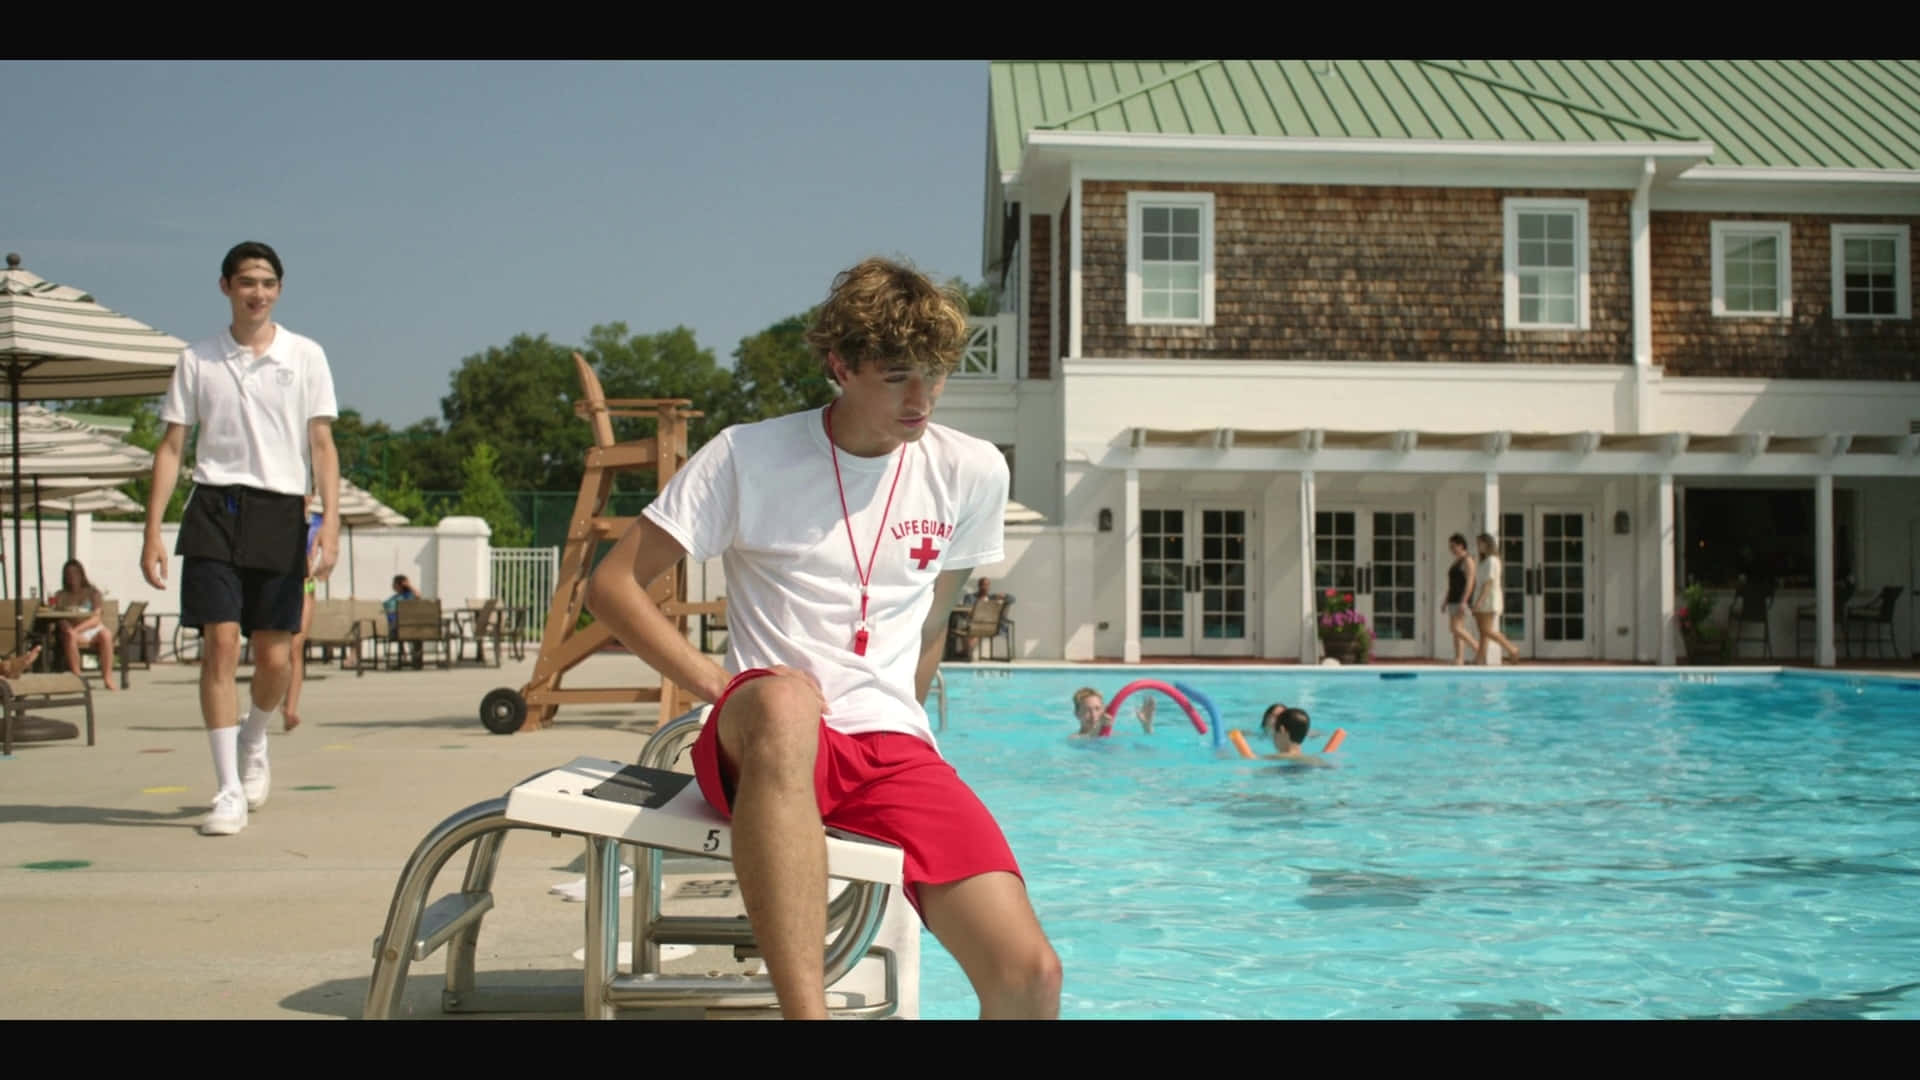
[1710,221,1793,318]
[1830,223,1912,321]
[1503,197,1590,331]
[1126,191,1216,327]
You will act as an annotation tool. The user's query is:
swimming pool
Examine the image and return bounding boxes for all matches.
[918,668,1920,1020]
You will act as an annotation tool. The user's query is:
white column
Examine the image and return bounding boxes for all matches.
[1481,472,1501,542]
[1481,472,1503,665]
[1069,167,1084,361]
[1657,473,1676,666]
[1122,468,1140,664]
[1631,157,1655,433]
[1815,473,1835,668]
[1298,470,1318,664]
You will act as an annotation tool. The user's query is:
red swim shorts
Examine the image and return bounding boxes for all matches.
[691,668,1023,917]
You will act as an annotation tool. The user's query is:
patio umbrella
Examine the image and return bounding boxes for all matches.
[308,475,409,596]
[1,254,183,644]
[0,406,154,598]
[3,481,141,562]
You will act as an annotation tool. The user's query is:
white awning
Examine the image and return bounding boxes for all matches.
[1110,427,1920,478]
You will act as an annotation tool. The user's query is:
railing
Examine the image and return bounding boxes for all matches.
[954,314,1017,381]
[490,546,559,641]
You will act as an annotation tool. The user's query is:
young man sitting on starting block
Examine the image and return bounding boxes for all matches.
[586,257,1061,1020]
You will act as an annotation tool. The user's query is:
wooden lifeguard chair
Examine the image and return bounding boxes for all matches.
[477,354,727,735]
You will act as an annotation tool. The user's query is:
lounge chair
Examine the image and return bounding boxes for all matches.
[2,669,95,755]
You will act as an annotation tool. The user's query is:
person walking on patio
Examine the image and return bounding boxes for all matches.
[1471,532,1522,666]
[141,241,341,837]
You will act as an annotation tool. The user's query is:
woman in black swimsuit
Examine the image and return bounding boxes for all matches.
[1444,533,1479,665]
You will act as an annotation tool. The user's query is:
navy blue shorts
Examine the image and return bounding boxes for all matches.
[180,557,305,636]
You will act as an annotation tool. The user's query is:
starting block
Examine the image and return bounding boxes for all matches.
[363,708,916,1019]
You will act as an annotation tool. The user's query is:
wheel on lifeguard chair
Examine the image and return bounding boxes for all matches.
[479,687,527,735]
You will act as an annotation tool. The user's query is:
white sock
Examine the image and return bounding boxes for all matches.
[209,727,242,797]
[240,704,277,755]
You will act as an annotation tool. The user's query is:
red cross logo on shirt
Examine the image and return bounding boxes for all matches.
[909,537,940,570]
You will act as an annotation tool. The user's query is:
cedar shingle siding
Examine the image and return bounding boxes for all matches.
[1652,212,1920,380]
[1028,215,1051,381]
[1080,181,1634,364]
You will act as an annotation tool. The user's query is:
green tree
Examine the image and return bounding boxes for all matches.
[453,442,531,548]
[84,398,191,522]
[719,275,991,432]
[372,469,439,528]
[437,333,592,493]
[945,276,996,316]
[726,312,834,426]
[583,322,736,455]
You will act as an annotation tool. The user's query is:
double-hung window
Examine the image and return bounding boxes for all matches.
[1831,224,1911,320]
[1711,221,1792,317]
[1504,198,1589,330]
[1126,191,1215,326]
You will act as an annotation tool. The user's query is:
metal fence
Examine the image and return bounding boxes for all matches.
[491,546,559,641]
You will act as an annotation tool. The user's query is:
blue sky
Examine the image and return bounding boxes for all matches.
[9,60,991,426]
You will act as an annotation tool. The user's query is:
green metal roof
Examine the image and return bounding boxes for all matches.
[989,60,1920,172]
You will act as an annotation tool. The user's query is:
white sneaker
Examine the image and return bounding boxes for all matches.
[242,749,270,811]
[199,790,248,836]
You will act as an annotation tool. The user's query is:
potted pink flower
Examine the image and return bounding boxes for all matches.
[1318,588,1373,663]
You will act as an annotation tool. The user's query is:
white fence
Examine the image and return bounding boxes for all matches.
[491,546,559,641]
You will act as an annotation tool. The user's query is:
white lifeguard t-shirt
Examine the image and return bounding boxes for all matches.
[643,406,1008,751]
[159,324,339,497]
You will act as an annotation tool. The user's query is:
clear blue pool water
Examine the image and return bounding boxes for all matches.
[916,668,1920,1020]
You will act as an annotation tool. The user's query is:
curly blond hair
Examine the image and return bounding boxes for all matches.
[805,257,969,380]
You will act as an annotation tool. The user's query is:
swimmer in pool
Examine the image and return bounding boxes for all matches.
[1071,687,1155,738]
[1260,704,1332,767]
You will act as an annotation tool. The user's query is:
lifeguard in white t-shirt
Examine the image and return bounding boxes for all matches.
[585,257,1061,1021]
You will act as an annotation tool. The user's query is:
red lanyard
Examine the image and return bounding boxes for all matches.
[824,401,908,657]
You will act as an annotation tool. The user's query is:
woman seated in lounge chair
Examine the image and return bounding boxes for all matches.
[52,559,117,690]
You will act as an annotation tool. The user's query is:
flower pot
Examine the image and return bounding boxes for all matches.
[1320,635,1367,665]
[1681,631,1724,665]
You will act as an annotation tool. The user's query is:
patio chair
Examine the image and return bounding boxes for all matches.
[1843,586,1904,659]
[362,705,916,1019]
[454,598,504,667]
[387,598,459,670]
[1794,582,1854,659]
[110,599,160,687]
[1729,582,1774,660]
[305,599,374,678]
[963,593,1015,661]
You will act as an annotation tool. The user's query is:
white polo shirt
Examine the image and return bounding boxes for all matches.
[160,324,339,496]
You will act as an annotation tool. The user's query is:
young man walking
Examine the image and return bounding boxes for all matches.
[142,241,341,836]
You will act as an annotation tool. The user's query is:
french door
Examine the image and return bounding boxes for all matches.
[1314,507,1425,658]
[1140,504,1256,657]
[1498,506,1596,660]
